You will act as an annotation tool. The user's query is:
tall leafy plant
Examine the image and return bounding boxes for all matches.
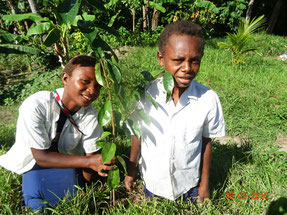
[217,15,266,65]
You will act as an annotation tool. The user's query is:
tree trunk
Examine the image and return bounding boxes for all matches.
[267,0,283,33]
[245,0,255,21]
[151,8,160,31]
[28,0,40,15]
[142,5,147,30]
[131,8,136,32]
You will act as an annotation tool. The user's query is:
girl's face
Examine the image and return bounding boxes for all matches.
[61,66,101,113]
[157,34,203,89]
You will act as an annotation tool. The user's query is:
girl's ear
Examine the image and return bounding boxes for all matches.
[62,72,69,86]
[157,51,164,66]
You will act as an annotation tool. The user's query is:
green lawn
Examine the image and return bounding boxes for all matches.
[0,33,286,214]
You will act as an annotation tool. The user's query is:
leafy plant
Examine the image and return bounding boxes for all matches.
[217,15,266,65]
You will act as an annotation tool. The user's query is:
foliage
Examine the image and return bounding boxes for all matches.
[217,15,266,65]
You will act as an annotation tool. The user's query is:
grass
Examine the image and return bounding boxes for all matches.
[0,33,286,214]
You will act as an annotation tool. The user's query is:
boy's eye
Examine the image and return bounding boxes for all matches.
[81,79,90,84]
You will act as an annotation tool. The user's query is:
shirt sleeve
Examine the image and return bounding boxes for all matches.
[81,107,103,153]
[18,100,51,150]
[202,91,225,138]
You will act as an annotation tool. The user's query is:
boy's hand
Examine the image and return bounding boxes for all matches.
[198,185,210,204]
[124,161,137,191]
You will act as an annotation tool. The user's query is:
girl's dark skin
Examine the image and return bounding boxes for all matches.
[124,34,211,204]
[31,66,115,180]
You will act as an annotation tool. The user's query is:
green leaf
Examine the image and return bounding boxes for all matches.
[57,0,79,24]
[92,36,118,61]
[98,100,112,127]
[149,2,166,13]
[77,20,98,43]
[72,13,95,26]
[141,71,154,82]
[0,30,21,42]
[100,131,111,140]
[107,59,121,83]
[95,141,104,148]
[163,72,174,103]
[116,155,127,175]
[2,13,49,22]
[43,28,60,46]
[107,165,120,190]
[146,94,158,109]
[87,0,106,12]
[0,44,40,54]
[136,109,151,125]
[127,119,141,139]
[108,10,121,27]
[27,22,51,36]
[95,62,105,86]
[101,142,116,164]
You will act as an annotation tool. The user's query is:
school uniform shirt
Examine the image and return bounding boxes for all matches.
[0,88,102,174]
[135,78,225,200]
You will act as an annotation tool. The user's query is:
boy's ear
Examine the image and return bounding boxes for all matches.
[62,72,69,86]
[157,51,164,66]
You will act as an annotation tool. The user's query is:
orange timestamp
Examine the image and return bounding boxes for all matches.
[225,192,269,200]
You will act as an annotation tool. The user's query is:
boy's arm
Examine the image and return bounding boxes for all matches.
[198,137,212,203]
[124,135,141,191]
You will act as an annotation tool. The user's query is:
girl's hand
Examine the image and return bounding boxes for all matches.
[88,154,116,177]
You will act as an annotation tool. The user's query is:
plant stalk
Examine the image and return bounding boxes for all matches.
[100,58,116,207]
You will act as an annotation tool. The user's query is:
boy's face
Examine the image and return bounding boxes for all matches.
[62,66,101,112]
[157,34,203,88]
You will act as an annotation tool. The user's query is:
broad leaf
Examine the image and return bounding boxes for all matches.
[44,28,60,46]
[95,141,104,148]
[77,20,98,43]
[107,166,120,190]
[116,155,127,175]
[92,36,118,61]
[146,94,158,109]
[0,30,21,42]
[141,71,154,82]
[87,0,106,12]
[108,10,121,27]
[57,0,79,24]
[127,119,141,139]
[27,22,51,36]
[107,59,121,83]
[136,109,151,125]
[98,100,112,127]
[100,131,111,141]
[95,62,105,86]
[0,44,40,54]
[72,13,95,26]
[2,13,48,22]
[163,72,174,103]
[149,2,166,13]
[101,142,116,164]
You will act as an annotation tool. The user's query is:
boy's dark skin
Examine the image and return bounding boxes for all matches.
[31,66,116,181]
[124,34,211,204]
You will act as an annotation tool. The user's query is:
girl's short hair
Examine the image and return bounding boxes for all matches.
[158,20,204,56]
[63,55,96,75]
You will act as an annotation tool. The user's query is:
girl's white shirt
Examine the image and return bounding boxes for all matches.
[0,88,102,174]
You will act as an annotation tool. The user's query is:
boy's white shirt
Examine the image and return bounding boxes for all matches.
[0,88,102,174]
[134,78,225,200]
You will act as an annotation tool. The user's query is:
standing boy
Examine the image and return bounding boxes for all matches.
[124,20,225,203]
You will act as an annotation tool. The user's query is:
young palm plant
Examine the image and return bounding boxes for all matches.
[217,15,266,65]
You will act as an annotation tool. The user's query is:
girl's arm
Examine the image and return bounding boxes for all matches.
[198,137,212,203]
[31,148,115,177]
[124,135,141,191]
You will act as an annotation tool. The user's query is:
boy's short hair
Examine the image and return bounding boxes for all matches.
[158,20,204,56]
[64,55,96,75]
